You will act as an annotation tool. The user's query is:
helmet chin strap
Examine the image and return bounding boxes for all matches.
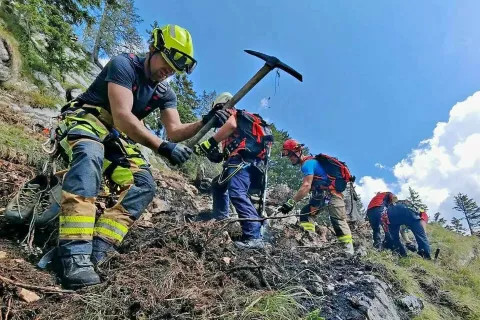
[294,150,304,165]
[146,50,161,84]
[288,150,302,166]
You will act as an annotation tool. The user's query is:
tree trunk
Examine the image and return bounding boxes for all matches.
[464,211,474,235]
[91,0,109,64]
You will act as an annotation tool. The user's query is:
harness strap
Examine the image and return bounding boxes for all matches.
[217,161,248,185]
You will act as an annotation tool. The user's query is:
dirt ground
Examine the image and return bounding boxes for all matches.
[0,158,408,320]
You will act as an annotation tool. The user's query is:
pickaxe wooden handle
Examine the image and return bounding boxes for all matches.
[187,50,303,147]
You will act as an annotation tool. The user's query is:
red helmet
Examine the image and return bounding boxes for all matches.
[281,139,303,157]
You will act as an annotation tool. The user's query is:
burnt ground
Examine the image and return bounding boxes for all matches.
[0,159,410,320]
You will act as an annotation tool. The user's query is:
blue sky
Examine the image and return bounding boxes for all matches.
[132,1,480,220]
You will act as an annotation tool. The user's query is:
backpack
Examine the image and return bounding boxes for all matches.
[314,154,355,192]
[225,110,274,160]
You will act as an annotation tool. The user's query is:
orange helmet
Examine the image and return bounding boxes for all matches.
[281,139,304,157]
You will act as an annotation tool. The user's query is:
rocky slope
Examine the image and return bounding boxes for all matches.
[0,94,423,320]
[0,23,101,101]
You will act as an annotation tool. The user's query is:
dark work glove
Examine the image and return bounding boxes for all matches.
[157,141,192,165]
[206,147,224,163]
[201,106,231,128]
[194,137,218,157]
[279,198,296,214]
[405,242,417,252]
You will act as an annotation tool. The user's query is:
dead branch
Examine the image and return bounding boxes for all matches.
[227,265,264,272]
[248,258,272,290]
[5,297,11,320]
[279,268,321,289]
[219,212,312,223]
[0,275,75,294]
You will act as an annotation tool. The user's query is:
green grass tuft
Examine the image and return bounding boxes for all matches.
[365,223,480,320]
[0,121,48,167]
[241,287,312,320]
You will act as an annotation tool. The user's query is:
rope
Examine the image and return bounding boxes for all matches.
[274,70,280,95]
[219,208,322,223]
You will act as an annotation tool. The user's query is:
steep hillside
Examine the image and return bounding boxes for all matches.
[367,224,480,320]
[0,93,412,320]
[0,88,479,319]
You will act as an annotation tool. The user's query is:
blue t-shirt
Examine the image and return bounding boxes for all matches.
[78,53,177,120]
[301,159,329,190]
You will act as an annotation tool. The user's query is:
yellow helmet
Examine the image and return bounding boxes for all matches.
[211,92,233,109]
[151,24,196,74]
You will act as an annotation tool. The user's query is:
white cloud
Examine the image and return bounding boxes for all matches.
[375,163,386,169]
[355,176,392,208]
[358,91,480,225]
[260,97,270,108]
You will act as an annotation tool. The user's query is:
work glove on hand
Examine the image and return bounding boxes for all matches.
[405,242,417,252]
[202,106,231,128]
[157,141,192,165]
[279,198,296,214]
[194,137,218,157]
[206,147,224,163]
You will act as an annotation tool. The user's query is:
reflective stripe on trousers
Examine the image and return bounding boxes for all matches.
[299,193,353,244]
[57,109,156,256]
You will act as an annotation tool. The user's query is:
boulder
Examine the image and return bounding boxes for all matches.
[398,295,424,316]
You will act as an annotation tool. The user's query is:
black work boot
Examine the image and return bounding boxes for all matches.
[91,237,118,266]
[59,255,101,289]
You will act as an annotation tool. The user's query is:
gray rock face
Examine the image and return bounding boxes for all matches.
[327,275,406,320]
[0,39,11,81]
[399,295,424,316]
[18,103,60,128]
[0,64,11,82]
[33,71,52,88]
[0,39,9,61]
[364,278,403,320]
[51,79,66,97]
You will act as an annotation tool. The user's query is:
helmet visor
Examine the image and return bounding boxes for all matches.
[161,48,197,74]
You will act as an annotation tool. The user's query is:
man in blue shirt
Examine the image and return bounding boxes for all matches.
[278,139,354,254]
[52,24,229,289]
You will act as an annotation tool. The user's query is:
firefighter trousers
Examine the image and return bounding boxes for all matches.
[299,193,353,244]
[56,105,156,257]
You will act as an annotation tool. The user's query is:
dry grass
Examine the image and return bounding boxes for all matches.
[365,223,480,320]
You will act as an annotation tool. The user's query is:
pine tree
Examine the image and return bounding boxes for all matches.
[170,74,200,124]
[433,212,447,226]
[5,0,95,74]
[453,193,480,234]
[447,217,466,235]
[343,184,364,221]
[267,126,304,191]
[356,192,365,215]
[84,0,143,67]
[196,90,218,118]
[145,20,160,40]
[45,0,106,26]
[406,186,428,211]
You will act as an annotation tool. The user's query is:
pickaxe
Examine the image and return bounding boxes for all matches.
[187,50,303,147]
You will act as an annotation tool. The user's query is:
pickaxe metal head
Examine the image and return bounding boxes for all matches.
[245,50,303,82]
[187,49,303,147]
